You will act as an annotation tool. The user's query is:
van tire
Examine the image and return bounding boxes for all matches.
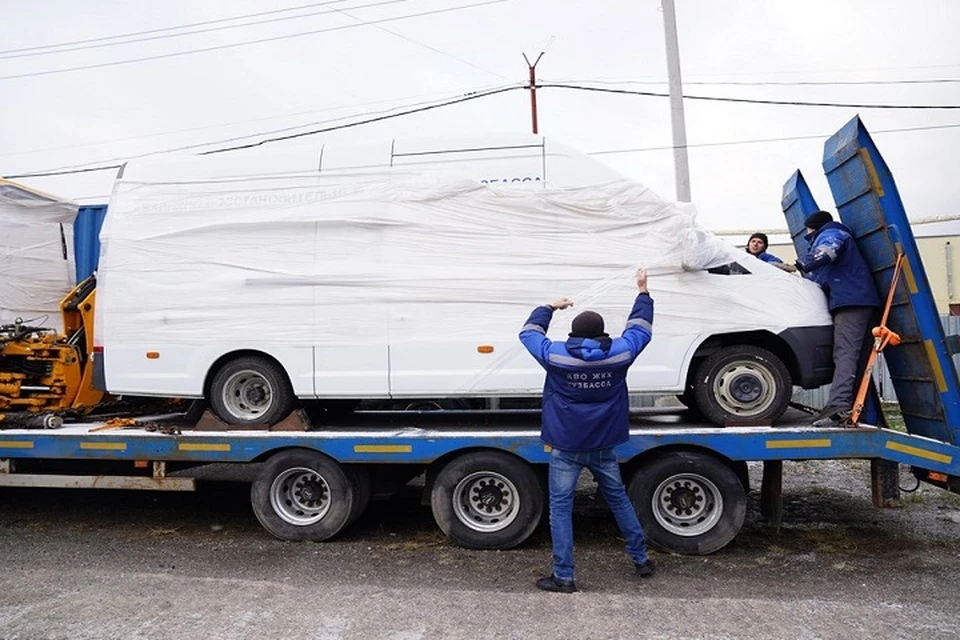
[209,356,295,426]
[251,449,357,541]
[628,451,746,555]
[431,451,542,550]
[693,345,791,425]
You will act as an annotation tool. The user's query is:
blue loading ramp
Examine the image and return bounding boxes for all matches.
[819,116,960,447]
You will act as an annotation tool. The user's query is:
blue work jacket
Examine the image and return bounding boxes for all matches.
[797,221,880,312]
[754,251,783,264]
[519,293,653,451]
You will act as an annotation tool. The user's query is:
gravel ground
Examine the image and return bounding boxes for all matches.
[1,454,958,639]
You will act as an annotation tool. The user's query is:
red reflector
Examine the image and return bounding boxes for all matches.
[929,472,948,482]
[93,346,104,353]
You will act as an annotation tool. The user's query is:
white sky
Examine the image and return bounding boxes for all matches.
[1,0,958,231]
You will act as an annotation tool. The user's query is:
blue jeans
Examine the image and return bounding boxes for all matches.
[548,447,648,582]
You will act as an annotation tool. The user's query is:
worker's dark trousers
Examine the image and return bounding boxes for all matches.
[826,306,879,412]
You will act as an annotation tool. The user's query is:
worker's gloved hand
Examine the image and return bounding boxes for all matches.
[793,260,806,274]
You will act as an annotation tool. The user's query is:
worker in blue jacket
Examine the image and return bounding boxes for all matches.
[747,232,798,272]
[519,267,656,593]
[747,232,783,264]
[795,211,881,427]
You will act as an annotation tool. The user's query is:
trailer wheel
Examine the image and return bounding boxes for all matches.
[251,449,357,541]
[693,345,791,424]
[628,451,746,555]
[431,451,542,550]
[209,355,295,426]
[345,466,371,526]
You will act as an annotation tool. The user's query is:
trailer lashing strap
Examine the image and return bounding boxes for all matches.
[850,253,905,425]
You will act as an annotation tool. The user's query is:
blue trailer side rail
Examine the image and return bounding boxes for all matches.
[2,420,958,477]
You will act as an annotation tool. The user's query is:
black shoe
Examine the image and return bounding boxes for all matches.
[635,559,657,578]
[536,575,577,593]
[812,413,841,428]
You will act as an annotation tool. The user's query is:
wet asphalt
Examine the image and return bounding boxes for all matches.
[1,457,959,639]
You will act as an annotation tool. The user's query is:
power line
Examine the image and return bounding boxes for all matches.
[0,0,361,56]
[3,85,522,177]
[0,0,508,81]
[8,85,960,179]
[540,83,960,109]
[0,0,413,61]
[0,86,506,160]
[201,85,520,153]
[545,76,960,87]
[327,5,507,79]
[586,122,960,156]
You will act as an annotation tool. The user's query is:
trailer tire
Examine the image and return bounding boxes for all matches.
[209,355,295,426]
[628,451,746,555]
[693,345,791,425]
[345,465,371,526]
[251,449,357,541]
[431,451,542,550]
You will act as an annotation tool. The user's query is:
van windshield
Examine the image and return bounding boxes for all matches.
[706,262,752,275]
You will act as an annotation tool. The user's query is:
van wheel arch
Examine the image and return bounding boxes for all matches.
[205,351,296,426]
[683,333,796,425]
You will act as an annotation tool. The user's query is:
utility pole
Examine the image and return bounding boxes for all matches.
[523,52,545,134]
[661,0,691,201]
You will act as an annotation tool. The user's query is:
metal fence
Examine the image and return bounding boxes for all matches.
[793,314,960,407]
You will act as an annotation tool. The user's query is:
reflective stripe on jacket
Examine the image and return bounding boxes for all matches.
[797,221,880,311]
[519,293,653,451]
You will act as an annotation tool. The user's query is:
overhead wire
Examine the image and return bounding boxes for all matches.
[544,76,960,87]
[0,0,382,59]
[0,0,509,81]
[0,0,360,56]
[4,84,523,178]
[6,83,960,179]
[586,122,960,156]
[538,83,960,110]
[326,4,507,79]
[0,86,510,160]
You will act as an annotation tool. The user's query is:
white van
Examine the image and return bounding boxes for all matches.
[92,136,834,426]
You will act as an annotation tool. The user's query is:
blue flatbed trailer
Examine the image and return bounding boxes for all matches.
[2,118,959,555]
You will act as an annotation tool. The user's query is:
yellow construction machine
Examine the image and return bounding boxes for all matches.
[0,276,102,428]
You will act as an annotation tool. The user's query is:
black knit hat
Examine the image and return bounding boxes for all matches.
[747,232,769,251]
[804,210,833,230]
[570,310,606,338]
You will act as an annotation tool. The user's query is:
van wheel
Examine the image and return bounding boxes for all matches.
[693,345,790,424]
[251,449,358,541]
[431,451,542,550]
[628,451,746,555]
[209,356,295,426]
